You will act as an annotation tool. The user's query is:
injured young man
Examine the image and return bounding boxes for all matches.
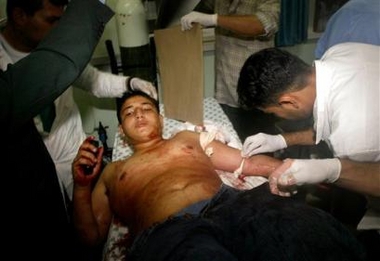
[72,90,366,261]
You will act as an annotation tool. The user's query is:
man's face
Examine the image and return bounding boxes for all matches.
[119,95,163,144]
[260,105,311,121]
[260,75,316,121]
[17,0,65,50]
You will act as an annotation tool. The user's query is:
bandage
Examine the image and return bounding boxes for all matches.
[200,131,218,157]
[233,158,245,179]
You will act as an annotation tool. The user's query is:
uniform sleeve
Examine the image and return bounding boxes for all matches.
[73,64,128,98]
[255,0,280,38]
[0,0,114,129]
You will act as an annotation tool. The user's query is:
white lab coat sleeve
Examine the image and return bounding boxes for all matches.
[73,63,129,97]
[43,88,87,200]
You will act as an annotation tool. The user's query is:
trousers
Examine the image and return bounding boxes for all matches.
[127,183,366,261]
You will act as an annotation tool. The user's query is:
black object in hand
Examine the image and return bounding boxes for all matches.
[83,140,99,175]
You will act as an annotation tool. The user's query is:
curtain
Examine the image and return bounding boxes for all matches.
[275,0,309,47]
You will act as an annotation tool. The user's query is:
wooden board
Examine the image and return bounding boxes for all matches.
[154,24,204,125]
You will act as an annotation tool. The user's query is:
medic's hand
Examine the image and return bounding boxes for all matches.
[72,136,104,187]
[269,158,341,197]
[241,133,287,157]
[128,77,158,100]
[180,11,217,31]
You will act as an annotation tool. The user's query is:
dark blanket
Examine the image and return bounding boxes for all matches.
[128,183,366,261]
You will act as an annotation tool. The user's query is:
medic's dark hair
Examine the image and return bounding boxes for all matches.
[237,47,313,110]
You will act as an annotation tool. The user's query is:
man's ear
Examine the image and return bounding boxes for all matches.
[278,94,300,109]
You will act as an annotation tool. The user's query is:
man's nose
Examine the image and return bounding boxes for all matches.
[134,108,144,118]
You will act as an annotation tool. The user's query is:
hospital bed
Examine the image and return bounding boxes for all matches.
[102,25,267,260]
[102,97,267,260]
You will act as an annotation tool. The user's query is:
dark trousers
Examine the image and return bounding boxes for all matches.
[127,183,366,261]
[220,104,278,142]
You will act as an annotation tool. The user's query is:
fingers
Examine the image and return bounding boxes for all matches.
[181,18,193,31]
[242,134,265,157]
[130,78,158,100]
[73,137,103,176]
[269,176,297,197]
[92,146,104,174]
[138,82,157,100]
[146,83,158,100]
[181,12,196,31]
[268,159,297,197]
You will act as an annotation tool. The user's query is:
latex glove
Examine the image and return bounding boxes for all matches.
[269,158,341,197]
[128,77,158,100]
[241,133,287,157]
[181,11,217,31]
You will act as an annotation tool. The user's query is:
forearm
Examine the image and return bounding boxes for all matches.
[217,0,279,37]
[244,155,282,178]
[73,185,103,245]
[335,159,380,197]
[217,15,265,37]
[282,128,316,147]
[74,64,128,97]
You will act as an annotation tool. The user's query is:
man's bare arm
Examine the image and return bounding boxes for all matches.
[72,138,112,245]
[203,135,282,177]
[337,159,380,197]
[243,155,282,177]
[282,128,316,146]
[217,15,265,36]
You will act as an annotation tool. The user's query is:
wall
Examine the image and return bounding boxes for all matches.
[0,0,319,149]
[83,0,320,148]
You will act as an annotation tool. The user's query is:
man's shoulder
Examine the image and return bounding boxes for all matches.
[172,130,200,139]
[100,159,124,183]
[322,42,378,60]
[104,159,122,172]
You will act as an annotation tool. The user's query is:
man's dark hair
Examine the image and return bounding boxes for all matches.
[116,90,160,124]
[6,0,68,21]
[237,47,313,110]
